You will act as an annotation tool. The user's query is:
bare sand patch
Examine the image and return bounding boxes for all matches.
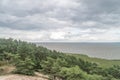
[0,74,48,80]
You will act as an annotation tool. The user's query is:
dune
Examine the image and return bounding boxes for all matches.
[0,74,48,80]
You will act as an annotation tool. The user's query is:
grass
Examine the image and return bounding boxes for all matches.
[69,53,120,68]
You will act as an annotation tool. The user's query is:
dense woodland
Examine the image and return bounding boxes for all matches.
[0,38,120,80]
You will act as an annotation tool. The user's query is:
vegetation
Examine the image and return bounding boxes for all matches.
[0,38,120,80]
[71,54,120,68]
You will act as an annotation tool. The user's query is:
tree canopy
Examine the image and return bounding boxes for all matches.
[0,38,119,80]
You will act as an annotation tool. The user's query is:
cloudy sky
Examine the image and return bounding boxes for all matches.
[0,0,120,42]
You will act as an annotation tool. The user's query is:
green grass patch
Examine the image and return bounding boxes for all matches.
[69,54,120,68]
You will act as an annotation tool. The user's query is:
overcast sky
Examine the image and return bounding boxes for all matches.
[0,0,120,42]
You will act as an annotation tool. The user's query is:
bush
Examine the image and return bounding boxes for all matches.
[15,57,35,75]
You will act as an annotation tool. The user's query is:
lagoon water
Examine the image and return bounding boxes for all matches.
[37,43,120,60]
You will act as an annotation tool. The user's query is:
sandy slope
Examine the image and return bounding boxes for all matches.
[0,65,49,80]
[0,74,48,80]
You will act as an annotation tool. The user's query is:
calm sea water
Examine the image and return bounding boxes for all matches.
[37,43,120,59]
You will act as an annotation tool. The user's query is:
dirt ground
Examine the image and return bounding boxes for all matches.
[0,65,49,80]
[0,74,48,80]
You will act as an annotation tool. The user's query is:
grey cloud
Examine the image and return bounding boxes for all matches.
[0,0,78,31]
[70,0,120,29]
[0,0,120,41]
[0,0,51,16]
[81,0,120,14]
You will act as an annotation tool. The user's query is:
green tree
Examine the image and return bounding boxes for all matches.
[15,57,35,75]
[106,65,120,79]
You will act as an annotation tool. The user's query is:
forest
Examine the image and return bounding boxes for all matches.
[0,38,120,80]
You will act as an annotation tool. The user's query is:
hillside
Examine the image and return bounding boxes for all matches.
[0,38,120,80]
[70,54,120,68]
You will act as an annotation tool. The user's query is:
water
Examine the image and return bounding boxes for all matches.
[37,42,120,59]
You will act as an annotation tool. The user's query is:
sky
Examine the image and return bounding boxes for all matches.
[0,0,120,42]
